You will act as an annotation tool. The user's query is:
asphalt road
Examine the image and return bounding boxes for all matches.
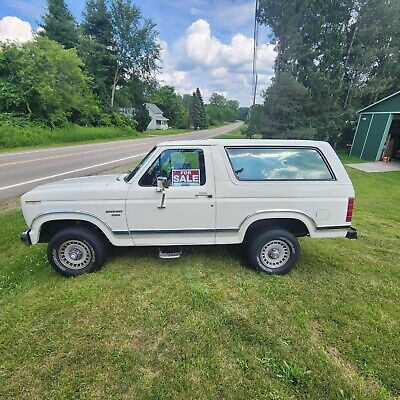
[0,122,242,201]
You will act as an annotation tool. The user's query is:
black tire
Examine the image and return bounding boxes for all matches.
[47,227,107,277]
[248,229,300,275]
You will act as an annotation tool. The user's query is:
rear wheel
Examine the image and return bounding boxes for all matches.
[248,229,300,275]
[47,227,107,277]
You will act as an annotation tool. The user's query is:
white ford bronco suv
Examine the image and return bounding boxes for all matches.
[20,139,357,276]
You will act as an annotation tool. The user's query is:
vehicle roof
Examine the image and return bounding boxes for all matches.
[157,139,331,147]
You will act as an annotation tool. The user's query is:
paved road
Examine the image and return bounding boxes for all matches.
[0,122,242,201]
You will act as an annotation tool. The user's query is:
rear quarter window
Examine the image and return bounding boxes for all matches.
[225,147,334,181]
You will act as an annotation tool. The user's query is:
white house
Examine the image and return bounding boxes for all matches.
[146,103,169,130]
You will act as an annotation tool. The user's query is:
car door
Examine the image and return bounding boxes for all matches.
[126,146,216,246]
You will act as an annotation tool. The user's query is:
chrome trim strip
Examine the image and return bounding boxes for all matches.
[113,228,238,235]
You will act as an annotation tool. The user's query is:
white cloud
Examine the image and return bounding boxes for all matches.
[158,18,276,106]
[211,67,228,80]
[157,40,196,94]
[0,16,33,43]
[182,19,275,74]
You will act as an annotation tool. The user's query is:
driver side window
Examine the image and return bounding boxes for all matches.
[139,148,206,187]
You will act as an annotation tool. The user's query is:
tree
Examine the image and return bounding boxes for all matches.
[209,92,226,107]
[114,76,150,131]
[256,0,400,145]
[82,0,113,46]
[151,85,187,128]
[195,88,207,128]
[237,107,249,121]
[262,72,314,139]
[242,105,264,138]
[110,0,160,109]
[80,0,116,107]
[206,92,238,125]
[40,0,79,49]
[0,37,99,126]
[189,88,207,129]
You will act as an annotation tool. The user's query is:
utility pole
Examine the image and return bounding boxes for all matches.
[248,0,259,121]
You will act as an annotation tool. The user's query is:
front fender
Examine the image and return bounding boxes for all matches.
[29,211,128,245]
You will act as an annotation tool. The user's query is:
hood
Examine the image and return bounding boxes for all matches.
[21,174,126,202]
[35,175,119,189]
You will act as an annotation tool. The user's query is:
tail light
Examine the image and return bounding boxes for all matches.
[346,198,355,223]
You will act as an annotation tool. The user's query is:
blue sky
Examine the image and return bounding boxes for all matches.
[0,0,276,105]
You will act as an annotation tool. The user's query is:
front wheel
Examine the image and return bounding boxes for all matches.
[47,227,107,277]
[248,229,300,275]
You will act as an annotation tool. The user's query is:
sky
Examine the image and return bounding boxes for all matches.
[0,0,276,106]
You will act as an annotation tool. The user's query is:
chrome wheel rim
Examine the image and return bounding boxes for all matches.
[58,240,92,270]
[259,239,291,269]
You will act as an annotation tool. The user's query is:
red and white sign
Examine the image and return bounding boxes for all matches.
[172,169,200,186]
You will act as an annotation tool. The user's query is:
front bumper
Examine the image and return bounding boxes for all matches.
[346,227,357,239]
[20,228,32,246]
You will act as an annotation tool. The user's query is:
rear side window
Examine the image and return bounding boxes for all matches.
[225,147,334,181]
[139,148,206,187]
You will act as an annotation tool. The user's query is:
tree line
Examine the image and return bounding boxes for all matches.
[0,0,243,132]
[246,0,400,146]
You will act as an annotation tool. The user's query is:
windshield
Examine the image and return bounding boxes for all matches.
[124,147,157,182]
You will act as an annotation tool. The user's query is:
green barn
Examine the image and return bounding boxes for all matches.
[350,91,400,161]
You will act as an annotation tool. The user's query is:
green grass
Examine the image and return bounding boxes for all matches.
[0,125,187,152]
[0,167,399,399]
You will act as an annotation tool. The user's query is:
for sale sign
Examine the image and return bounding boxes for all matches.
[172,169,201,186]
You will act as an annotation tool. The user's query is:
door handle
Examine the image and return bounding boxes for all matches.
[196,192,213,198]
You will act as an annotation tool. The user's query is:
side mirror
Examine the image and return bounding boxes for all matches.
[156,177,168,209]
[157,176,169,190]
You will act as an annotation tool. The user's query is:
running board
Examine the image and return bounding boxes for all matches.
[159,247,182,259]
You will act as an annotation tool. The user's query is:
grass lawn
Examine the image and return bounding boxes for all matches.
[215,123,258,139]
[0,156,399,399]
[0,125,188,153]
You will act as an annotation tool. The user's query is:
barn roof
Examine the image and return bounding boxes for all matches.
[358,91,400,113]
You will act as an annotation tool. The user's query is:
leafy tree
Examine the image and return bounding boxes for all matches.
[0,37,99,126]
[206,92,238,125]
[227,99,239,113]
[209,92,227,107]
[262,72,315,139]
[40,0,79,49]
[110,0,160,109]
[114,76,150,131]
[151,85,187,128]
[80,0,116,107]
[237,107,249,121]
[242,105,264,138]
[256,0,400,145]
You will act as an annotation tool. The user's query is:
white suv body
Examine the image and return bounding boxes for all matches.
[21,140,357,276]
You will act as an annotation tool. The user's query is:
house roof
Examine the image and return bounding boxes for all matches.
[146,103,164,115]
[358,91,400,113]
